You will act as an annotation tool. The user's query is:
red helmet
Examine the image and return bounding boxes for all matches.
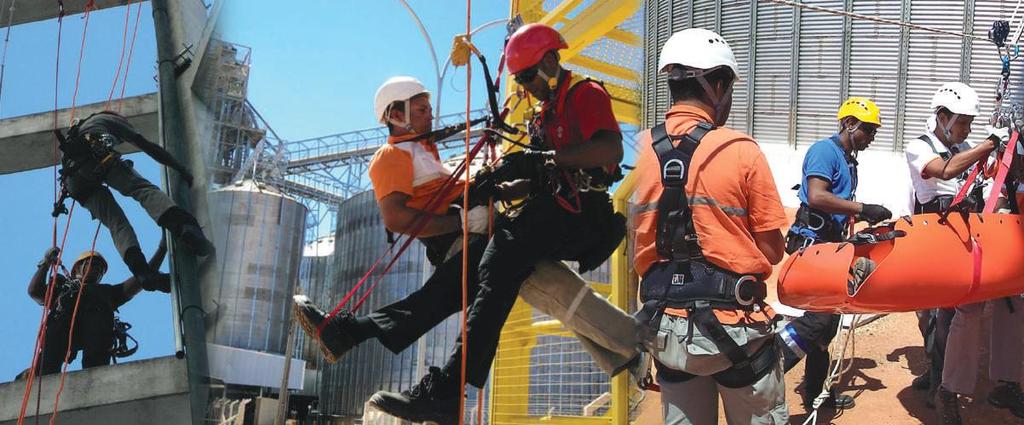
[505,23,568,75]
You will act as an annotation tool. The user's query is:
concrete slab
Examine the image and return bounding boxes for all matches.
[0,93,157,175]
[0,356,191,425]
[2,0,129,28]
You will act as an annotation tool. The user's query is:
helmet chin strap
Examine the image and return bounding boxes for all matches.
[941,113,960,143]
[386,99,415,133]
[538,67,561,94]
[696,75,732,124]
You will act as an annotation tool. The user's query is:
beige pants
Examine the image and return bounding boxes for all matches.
[519,260,641,375]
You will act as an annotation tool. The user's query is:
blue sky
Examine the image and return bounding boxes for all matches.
[0,3,173,380]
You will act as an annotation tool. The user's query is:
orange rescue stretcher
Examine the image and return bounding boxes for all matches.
[778,212,1024,313]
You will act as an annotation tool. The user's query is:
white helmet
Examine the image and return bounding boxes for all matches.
[930,82,980,116]
[373,76,430,125]
[657,28,739,80]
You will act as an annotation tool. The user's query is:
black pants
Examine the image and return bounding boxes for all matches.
[794,312,842,403]
[921,308,955,393]
[38,310,114,375]
[439,193,600,388]
[367,236,489,353]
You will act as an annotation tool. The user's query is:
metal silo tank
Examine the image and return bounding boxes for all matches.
[318,190,464,419]
[207,179,308,355]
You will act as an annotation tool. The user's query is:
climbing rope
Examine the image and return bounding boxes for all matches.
[105,0,133,108]
[115,0,143,113]
[458,1,472,423]
[802,314,861,425]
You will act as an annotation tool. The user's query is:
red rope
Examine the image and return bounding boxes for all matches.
[66,1,95,125]
[116,0,143,113]
[105,0,133,107]
[49,223,103,425]
[0,0,16,117]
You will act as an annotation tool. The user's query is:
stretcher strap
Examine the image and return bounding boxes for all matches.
[950,160,985,209]
[984,130,1020,212]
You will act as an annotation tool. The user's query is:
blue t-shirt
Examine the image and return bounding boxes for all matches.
[795,133,857,232]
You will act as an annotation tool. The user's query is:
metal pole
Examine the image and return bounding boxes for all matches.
[150,1,210,423]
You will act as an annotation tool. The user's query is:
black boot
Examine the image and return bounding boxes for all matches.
[157,207,214,257]
[936,388,963,425]
[988,381,1024,418]
[123,246,171,292]
[368,367,460,425]
[292,295,364,363]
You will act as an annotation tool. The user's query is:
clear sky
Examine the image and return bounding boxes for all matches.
[0,3,174,380]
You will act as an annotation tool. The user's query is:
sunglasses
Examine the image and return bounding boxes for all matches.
[514,67,540,85]
[861,126,878,136]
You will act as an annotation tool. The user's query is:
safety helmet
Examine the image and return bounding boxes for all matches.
[505,23,568,75]
[72,251,107,278]
[658,28,739,81]
[373,76,430,125]
[837,97,882,127]
[930,82,981,116]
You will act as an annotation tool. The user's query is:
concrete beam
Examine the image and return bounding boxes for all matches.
[2,0,130,28]
[0,93,157,175]
[0,356,190,425]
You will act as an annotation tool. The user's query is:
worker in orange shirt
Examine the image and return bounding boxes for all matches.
[632,28,789,424]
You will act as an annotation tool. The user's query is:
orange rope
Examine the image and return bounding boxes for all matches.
[49,223,102,425]
[66,2,94,124]
[458,2,472,424]
[105,0,133,107]
[116,0,143,113]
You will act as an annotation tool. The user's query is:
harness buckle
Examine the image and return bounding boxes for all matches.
[662,158,686,185]
[734,275,759,306]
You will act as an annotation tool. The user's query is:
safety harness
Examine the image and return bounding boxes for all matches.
[52,112,124,215]
[636,121,777,388]
[788,137,860,249]
[913,135,985,214]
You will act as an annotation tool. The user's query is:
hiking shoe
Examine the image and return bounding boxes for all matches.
[912,373,931,391]
[292,295,358,363]
[847,257,877,295]
[178,224,215,257]
[368,367,460,425]
[804,390,855,410]
[936,388,962,425]
[988,381,1024,418]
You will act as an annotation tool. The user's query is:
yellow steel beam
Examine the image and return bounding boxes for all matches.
[547,0,642,62]
[531,320,574,338]
[605,28,641,46]
[609,170,639,424]
[567,55,639,82]
[540,416,613,424]
[538,0,585,28]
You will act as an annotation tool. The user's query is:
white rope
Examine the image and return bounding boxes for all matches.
[762,0,999,45]
[801,314,861,425]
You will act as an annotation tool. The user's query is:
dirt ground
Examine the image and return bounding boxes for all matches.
[632,311,1024,425]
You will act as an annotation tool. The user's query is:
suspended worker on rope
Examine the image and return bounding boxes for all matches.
[780,96,890,412]
[55,111,213,288]
[902,81,1024,424]
[631,28,790,424]
[24,240,167,376]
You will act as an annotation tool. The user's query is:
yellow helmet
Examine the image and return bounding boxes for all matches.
[72,251,108,277]
[837,97,882,127]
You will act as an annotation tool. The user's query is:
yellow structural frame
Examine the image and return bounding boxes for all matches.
[489,1,641,423]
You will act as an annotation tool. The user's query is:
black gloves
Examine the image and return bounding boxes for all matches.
[38,247,61,268]
[859,203,892,225]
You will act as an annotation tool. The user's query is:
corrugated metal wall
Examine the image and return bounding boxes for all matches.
[643,0,1024,151]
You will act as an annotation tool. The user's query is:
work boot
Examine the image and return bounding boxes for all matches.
[157,207,214,257]
[123,246,169,292]
[935,388,963,425]
[292,295,360,363]
[988,381,1024,418]
[368,367,460,425]
[912,373,931,391]
[847,257,877,295]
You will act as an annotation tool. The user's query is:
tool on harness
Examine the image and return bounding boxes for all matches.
[990,20,1011,47]
[635,120,776,388]
[110,316,138,361]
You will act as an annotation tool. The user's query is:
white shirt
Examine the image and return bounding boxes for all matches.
[904,132,972,204]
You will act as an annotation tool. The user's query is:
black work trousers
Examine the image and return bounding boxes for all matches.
[366,236,489,354]
[919,308,955,393]
[440,193,602,388]
[797,312,842,403]
[38,310,114,375]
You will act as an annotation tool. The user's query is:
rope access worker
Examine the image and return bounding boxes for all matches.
[56,111,213,289]
[904,82,1024,425]
[782,97,891,411]
[294,60,638,424]
[632,28,789,424]
[361,23,624,423]
[27,241,167,375]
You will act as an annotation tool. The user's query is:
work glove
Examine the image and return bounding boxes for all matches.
[458,206,490,235]
[501,150,557,179]
[38,247,60,268]
[987,125,1010,143]
[858,203,892,225]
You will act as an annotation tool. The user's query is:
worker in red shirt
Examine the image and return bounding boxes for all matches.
[632,28,789,424]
